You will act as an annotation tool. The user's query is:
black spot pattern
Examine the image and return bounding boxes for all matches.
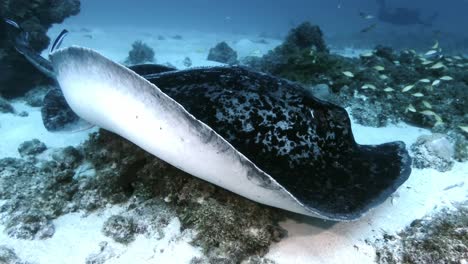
[145,66,411,218]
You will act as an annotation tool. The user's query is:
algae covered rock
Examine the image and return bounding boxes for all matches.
[17,138,47,157]
[410,134,454,172]
[243,22,355,85]
[283,21,327,52]
[207,41,238,64]
[102,215,136,244]
[4,210,55,239]
[125,40,155,65]
[51,146,83,169]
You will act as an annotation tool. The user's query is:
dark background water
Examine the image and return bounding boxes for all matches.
[67,0,468,51]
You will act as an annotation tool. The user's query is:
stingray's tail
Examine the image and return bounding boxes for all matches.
[3,18,31,53]
[3,18,57,79]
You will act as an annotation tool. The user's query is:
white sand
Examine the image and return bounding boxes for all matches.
[0,205,201,263]
[0,101,96,159]
[0,23,466,263]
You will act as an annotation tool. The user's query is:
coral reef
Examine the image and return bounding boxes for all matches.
[243,22,467,137]
[17,138,47,158]
[0,0,80,51]
[242,22,343,84]
[410,134,454,172]
[124,41,155,65]
[374,202,468,264]
[207,41,238,64]
[284,22,328,52]
[344,46,468,135]
[0,0,80,97]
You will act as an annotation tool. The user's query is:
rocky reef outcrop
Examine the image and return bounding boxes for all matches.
[242,22,346,84]
[242,22,467,140]
[207,41,238,64]
[124,40,155,65]
[0,0,80,97]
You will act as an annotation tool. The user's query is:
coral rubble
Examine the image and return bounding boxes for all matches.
[0,130,286,262]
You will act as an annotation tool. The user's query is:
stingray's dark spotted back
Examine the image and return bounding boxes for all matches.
[146,67,411,217]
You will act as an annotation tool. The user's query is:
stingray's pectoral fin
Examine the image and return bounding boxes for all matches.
[298,140,411,220]
[352,141,411,209]
[41,88,93,133]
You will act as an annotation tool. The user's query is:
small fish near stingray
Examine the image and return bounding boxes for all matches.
[4,19,412,221]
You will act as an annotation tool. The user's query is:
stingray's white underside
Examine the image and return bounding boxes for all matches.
[50,46,320,217]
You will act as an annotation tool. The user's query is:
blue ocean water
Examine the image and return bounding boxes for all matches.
[69,0,468,51]
[1,0,467,263]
